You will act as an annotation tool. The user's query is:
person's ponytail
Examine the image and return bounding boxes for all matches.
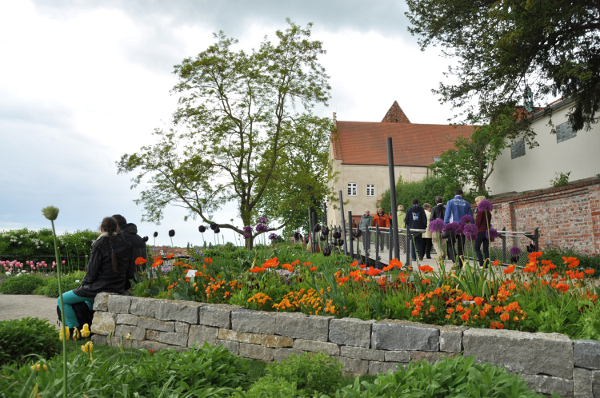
[101,217,119,272]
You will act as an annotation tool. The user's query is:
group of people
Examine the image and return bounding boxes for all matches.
[359,189,493,268]
[58,215,147,333]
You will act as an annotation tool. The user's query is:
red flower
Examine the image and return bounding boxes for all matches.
[349,260,359,267]
[166,253,175,259]
[418,265,434,273]
[504,265,515,275]
[309,266,317,271]
[366,267,382,276]
[135,257,148,266]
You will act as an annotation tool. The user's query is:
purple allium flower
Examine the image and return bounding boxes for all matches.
[313,224,321,233]
[168,229,175,237]
[321,226,329,236]
[478,200,493,212]
[460,215,474,225]
[320,234,327,241]
[456,224,465,235]
[255,223,268,232]
[153,232,158,238]
[258,217,268,224]
[486,228,499,240]
[209,223,217,231]
[510,246,521,256]
[268,233,279,240]
[323,247,332,257]
[444,221,459,232]
[463,224,478,240]
[428,218,445,233]
[214,227,220,234]
[243,233,251,239]
[243,225,253,233]
[198,225,206,233]
[353,228,362,238]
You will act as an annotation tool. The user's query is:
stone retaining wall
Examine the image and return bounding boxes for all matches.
[91,293,600,397]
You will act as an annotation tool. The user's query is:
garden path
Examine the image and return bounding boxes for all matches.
[0,294,59,329]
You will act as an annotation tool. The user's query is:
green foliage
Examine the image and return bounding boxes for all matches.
[337,355,547,398]
[541,246,600,272]
[266,352,343,396]
[551,171,571,188]
[245,376,305,398]
[0,342,249,397]
[42,271,85,297]
[379,175,461,214]
[0,274,46,295]
[406,0,600,143]
[117,21,333,249]
[0,317,60,366]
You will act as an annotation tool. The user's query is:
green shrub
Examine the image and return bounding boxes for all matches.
[245,376,305,398]
[541,246,600,272]
[337,355,550,398]
[42,271,85,297]
[0,274,45,295]
[0,317,60,366]
[266,352,343,396]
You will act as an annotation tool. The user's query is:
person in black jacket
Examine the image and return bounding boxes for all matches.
[112,214,147,290]
[404,199,427,261]
[58,217,132,330]
[430,196,447,261]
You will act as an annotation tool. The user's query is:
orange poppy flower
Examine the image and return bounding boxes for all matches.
[359,263,367,269]
[504,265,515,275]
[249,266,265,273]
[152,259,163,268]
[418,265,434,273]
[263,258,279,268]
[135,257,148,265]
[166,253,175,259]
[309,266,317,271]
[204,258,213,265]
[389,258,403,269]
[421,279,430,284]
[555,283,569,293]
[303,262,311,267]
[349,260,359,267]
[366,267,382,276]
[492,260,500,266]
[291,259,300,266]
[585,269,595,275]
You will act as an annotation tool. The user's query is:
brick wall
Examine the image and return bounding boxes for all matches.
[490,179,600,255]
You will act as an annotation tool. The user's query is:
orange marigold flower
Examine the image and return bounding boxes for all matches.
[405,301,410,308]
[418,265,434,273]
[411,309,419,316]
[135,257,148,265]
[500,312,510,322]
[504,265,516,275]
[473,297,484,306]
[460,313,470,321]
[456,304,464,312]
[446,308,454,314]
[513,316,519,322]
[433,288,442,296]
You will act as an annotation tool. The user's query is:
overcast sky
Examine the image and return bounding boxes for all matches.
[0,0,461,247]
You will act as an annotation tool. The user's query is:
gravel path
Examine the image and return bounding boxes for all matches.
[0,294,60,328]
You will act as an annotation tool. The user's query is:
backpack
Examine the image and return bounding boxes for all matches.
[57,302,95,331]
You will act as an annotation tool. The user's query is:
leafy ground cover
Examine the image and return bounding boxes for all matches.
[0,333,552,398]
[132,243,600,341]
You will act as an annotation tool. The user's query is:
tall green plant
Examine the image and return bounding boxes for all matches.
[42,205,67,398]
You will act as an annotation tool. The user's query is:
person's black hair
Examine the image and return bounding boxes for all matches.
[455,189,464,196]
[412,198,419,205]
[112,214,127,227]
[435,196,443,204]
[101,217,119,272]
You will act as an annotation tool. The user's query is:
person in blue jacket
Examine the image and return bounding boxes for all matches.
[444,189,473,268]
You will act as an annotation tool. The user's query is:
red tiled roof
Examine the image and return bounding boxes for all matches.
[332,121,474,166]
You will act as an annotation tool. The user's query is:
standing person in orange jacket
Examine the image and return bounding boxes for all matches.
[372,207,390,251]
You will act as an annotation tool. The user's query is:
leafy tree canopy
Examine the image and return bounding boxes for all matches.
[117,20,334,247]
[406,0,600,145]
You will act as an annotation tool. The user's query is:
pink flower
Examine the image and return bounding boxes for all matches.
[62,260,65,265]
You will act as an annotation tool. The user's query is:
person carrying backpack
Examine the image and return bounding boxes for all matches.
[404,199,427,261]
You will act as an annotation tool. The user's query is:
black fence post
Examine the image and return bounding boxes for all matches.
[501,227,507,264]
[339,190,348,256]
[348,211,354,260]
[406,224,411,267]
[387,137,400,260]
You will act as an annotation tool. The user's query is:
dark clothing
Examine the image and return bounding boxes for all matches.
[411,234,424,261]
[475,231,490,267]
[431,203,445,221]
[423,238,433,258]
[120,223,147,290]
[448,233,467,268]
[404,205,427,230]
[73,233,133,298]
[476,211,492,233]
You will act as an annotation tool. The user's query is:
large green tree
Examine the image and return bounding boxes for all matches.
[406,0,600,145]
[117,21,333,247]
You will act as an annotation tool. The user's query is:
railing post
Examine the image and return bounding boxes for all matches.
[348,211,354,260]
[307,207,313,253]
[375,224,380,263]
[406,224,411,267]
[501,227,507,264]
[339,190,348,256]
[387,137,400,260]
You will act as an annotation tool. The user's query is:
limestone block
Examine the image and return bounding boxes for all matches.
[133,340,187,353]
[340,346,384,361]
[338,356,369,375]
[114,324,145,341]
[137,316,175,332]
[155,300,203,324]
[371,320,439,352]
[91,334,107,346]
[261,334,293,348]
[107,295,131,314]
[232,309,276,335]
[199,304,240,328]
[411,351,458,364]
[439,326,466,353]
[275,312,331,342]
[239,343,274,361]
[130,297,157,318]
[215,340,239,355]
[116,314,138,326]
[384,350,411,363]
[217,329,261,345]
[574,340,600,370]
[91,312,116,335]
[463,329,574,379]
[521,374,574,398]
[329,318,375,348]
[293,339,339,356]
[175,322,190,334]
[574,367,593,398]
[273,348,304,362]
[158,332,189,347]
[188,325,218,348]
[93,292,109,311]
[369,361,400,375]
[145,329,160,341]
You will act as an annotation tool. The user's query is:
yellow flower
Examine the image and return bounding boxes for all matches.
[125,333,132,341]
[73,327,80,340]
[81,324,91,338]
[59,326,70,341]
